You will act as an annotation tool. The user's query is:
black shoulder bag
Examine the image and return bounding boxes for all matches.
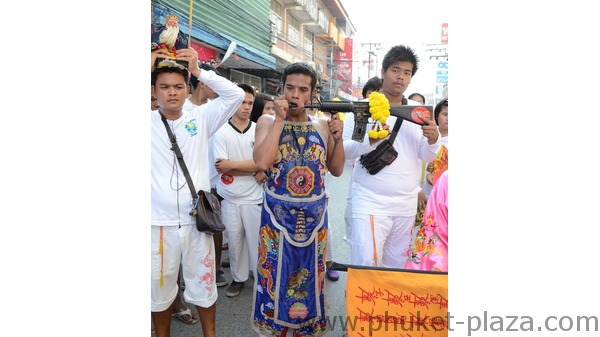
[358,97,407,175]
[159,111,225,234]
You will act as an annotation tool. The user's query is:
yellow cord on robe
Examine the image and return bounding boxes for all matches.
[420,161,427,186]
[436,146,444,160]
[370,215,378,267]
[159,226,164,288]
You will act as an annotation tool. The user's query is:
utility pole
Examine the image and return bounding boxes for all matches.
[423,43,449,103]
[329,42,334,99]
[361,42,381,79]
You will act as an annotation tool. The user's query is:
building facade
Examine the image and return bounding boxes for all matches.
[151,0,356,99]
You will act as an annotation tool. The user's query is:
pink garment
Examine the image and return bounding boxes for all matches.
[405,170,448,272]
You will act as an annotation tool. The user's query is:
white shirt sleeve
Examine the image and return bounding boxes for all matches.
[196,70,244,138]
[212,125,229,164]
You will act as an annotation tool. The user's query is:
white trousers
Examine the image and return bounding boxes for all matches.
[325,197,334,263]
[350,214,414,268]
[221,200,261,282]
[326,226,334,263]
[151,225,217,311]
[343,193,353,246]
[343,176,354,246]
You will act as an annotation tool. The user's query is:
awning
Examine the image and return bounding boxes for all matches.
[152,4,275,70]
[189,26,276,70]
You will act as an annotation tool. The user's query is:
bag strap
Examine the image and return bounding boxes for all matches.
[385,95,408,144]
[158,111,198,201]
[387,115,403,143]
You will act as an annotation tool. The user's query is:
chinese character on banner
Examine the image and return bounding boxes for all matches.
[334,38,354,96]
[345,267,448,336]
[441,23,448,44]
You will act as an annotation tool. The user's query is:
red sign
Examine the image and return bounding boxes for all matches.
[190,42,219,67]
[441,23,448,43]
[334,38,354,95]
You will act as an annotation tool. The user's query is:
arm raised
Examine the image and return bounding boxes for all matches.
[253,96,288,172]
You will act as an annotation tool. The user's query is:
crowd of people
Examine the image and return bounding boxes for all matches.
[150,42,448,336]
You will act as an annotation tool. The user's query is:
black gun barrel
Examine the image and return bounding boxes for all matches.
[303,101,357,112]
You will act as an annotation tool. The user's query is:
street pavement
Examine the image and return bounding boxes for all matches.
[164,163,354,337]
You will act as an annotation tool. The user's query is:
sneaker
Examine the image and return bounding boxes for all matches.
[221,257,230,268]
[216,270,229,287]
[326,268,339,281]
[226,280,244,297]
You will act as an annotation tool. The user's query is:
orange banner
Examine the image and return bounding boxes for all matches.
[345,267,448,336]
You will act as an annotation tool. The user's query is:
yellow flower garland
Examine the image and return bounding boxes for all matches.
[367,92,391,139]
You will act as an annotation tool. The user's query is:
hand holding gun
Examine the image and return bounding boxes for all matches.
[292,101,434,141]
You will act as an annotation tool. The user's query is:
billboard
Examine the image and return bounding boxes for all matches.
[441,23,448,44]
[334,38,354,97]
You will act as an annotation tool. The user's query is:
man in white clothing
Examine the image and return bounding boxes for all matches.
[342,45,441,269]
[212,83,266,298]
[183,62,219,111]
[150,48,244,337]
[183,63,230,288]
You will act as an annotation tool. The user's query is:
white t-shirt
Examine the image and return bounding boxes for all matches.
[207,136,220,189]
[151,70,244,226]
[182,98,195,112]
[212,120,263,204]
[183,97,213,113]
[342,99,441,216]
[183,98,219,188]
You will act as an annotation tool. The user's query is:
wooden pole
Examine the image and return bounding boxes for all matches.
[188,0,193,45]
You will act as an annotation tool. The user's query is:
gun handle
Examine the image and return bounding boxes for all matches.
[351,108,370,141]
[352,122,367,142]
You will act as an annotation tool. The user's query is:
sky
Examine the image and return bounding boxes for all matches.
[341,0,449,98]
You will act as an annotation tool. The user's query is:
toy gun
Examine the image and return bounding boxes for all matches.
[295,101,434,141]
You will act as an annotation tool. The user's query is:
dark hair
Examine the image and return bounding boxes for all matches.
[434,97,448,125]
[408,93,426,103]
[279,62,318,93]
[151,65,189,87]
[237,83,255,96]
[381,45,419,76]
[250,93,274,123]
[190,62,221,90]
[201,62,220,75]
[362,76,382,98]
[189,75,199,90]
